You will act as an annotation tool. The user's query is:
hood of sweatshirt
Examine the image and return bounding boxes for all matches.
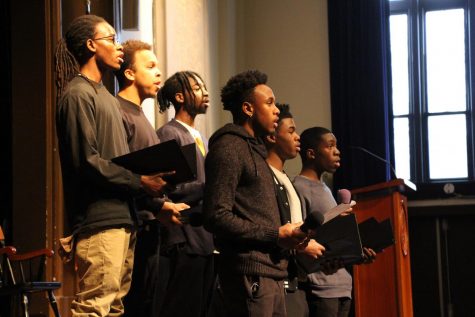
[209,123,267,158]
[208,123,268,176]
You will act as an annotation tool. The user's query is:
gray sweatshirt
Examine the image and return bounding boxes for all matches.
[293,175,353,298]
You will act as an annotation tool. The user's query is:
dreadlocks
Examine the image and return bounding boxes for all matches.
[54,14,106,100]
[157,71,203,113]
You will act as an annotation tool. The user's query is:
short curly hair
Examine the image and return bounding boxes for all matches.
[276,103,293,122]
[299,127,332,163]
[220,70,268,121]
[115,40,152,90]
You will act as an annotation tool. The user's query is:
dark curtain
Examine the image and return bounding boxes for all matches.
[0,0,12,240]
[0,3,11,317]
[328,0,393,191]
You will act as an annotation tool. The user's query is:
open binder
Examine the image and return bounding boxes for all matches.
[112,139,197,185]
[297,208,395,274]
[358,217,394,253]
[297,213,364,273]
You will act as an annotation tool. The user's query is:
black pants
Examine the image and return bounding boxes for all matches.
[307,297,351,317]
[123,220,161,317]
[218,270,287,317]
[156,246,215,317]
[285,288,309,317]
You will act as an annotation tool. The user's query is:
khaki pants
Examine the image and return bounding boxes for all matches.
[71,227,136,317]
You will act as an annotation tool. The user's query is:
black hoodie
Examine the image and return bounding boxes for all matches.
[203,123,287,279]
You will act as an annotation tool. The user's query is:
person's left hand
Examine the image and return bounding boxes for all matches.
[156,201,189,226]
[362,247,377,264]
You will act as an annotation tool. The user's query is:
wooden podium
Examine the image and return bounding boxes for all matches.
[351,179,415,317]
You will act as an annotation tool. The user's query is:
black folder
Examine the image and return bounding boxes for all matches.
[111,139,197,185]
[296,213,365,274]
[358,217,394,253]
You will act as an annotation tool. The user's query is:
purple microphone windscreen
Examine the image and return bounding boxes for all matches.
[337,189,351,204]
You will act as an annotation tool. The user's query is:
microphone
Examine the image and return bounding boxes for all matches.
[337,188,351,204]
[300,211,324,233]
[349,145,397,179]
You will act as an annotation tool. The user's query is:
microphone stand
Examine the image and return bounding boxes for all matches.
[349,145,398,180]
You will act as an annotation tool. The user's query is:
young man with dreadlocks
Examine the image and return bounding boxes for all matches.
[202,70,308,317]
[114,40,190,316]
[55,15,170,316]
[154,71,215,317]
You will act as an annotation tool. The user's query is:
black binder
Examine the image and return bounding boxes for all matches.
[111,139,197,185]
[296,213,396,274]
[296,213,364,273]
[358,217,394,253]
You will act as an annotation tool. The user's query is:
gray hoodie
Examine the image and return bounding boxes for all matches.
[203,123,288,279]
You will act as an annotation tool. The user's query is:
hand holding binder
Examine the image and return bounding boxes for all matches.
[297,213,395,274]
[140,170,176,197]
[297,213,364,273]
[112,139,197,185]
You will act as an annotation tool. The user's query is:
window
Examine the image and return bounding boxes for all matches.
[388,0,474,186]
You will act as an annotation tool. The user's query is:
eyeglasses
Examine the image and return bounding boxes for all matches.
[92,35,118,45]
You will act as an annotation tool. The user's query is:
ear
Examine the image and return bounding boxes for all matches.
[86,39,97,53]
[265,134,276,144]
[242,101,254,118]
[175,92,185,104]
[306,148,316,160]
[124,69,135,81]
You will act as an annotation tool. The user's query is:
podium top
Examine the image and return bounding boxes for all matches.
[351,178,416,196]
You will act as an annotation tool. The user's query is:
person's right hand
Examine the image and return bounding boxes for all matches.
[156,201,189,226]
[141,171,175,197]
[277,222,308,249]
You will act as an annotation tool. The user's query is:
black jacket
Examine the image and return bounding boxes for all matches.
[156,119,214,256]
